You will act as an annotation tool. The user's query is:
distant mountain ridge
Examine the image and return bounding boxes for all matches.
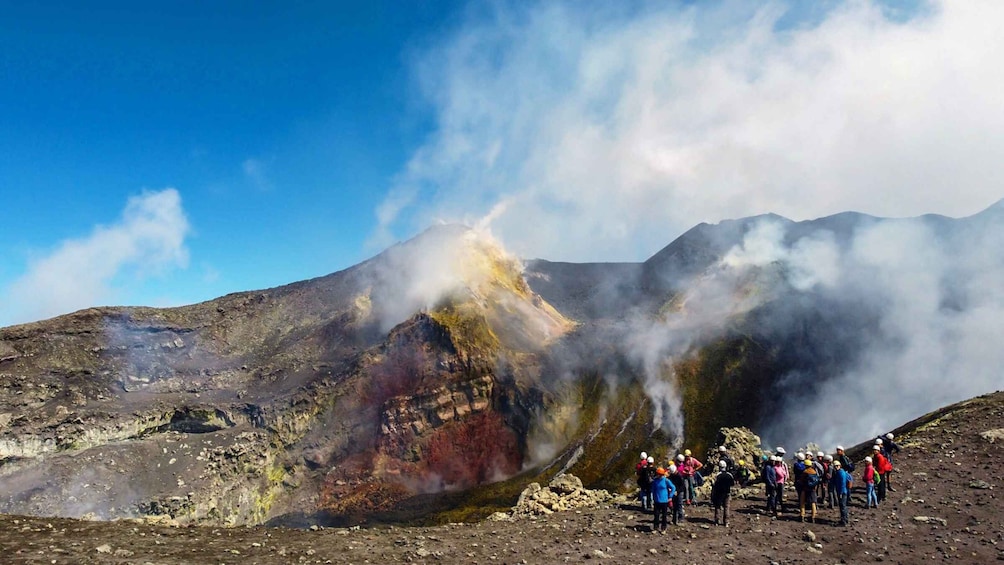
[1,199,1002,526]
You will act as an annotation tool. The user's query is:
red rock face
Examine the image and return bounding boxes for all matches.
[424,411,522,488]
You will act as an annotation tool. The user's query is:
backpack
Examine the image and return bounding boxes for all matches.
[805,470,820,489]
[874,470,882,485]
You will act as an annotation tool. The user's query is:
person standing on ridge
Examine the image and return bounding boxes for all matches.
[773,456,788,516]
[862,456,879,508]
[711,460,736,526]
[835,445,854,473]
[668,463,686,525]
[650,467,674,533]
[763,456,778,516]
[873,445,892,503]
[637,456,655,510]
[680,450,703,505]
[829,459,853,526]
[883,433,901,491]
[717,445,735,473]
[799,456,820,523]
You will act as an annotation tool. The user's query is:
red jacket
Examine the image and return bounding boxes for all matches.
[862,463,876,484]
[874,452,893,474]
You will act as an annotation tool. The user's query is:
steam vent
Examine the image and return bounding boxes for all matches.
[3,199,1004,526]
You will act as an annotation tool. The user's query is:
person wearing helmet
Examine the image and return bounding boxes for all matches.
[668,464,686,525]
[650,467,675,533]
[798,457,820,523]
[772,455,788,516]
[835,445,854,473]
[792,453,807,514]
[711,459,736,526]
[882,433,901,491]
[679,450,704,505]
[862,456,879,508]
[829,459,853,526]
[735,459,752,487]
[762,456,778,515]
[822,454,836,508]
[814,451,828,506]
[873,445,893,503]
[717,445,735,474]
[637,456,655,511]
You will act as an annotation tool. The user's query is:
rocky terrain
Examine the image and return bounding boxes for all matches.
[0,390,1000,564]
[2,201,1003,527]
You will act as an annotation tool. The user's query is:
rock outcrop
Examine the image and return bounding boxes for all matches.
[494,474,613,520]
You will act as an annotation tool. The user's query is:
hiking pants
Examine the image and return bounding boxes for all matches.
[713,497,730,526]
[877,473,888,502]
[827,485,838,508]
[672,493,685,524]
[765,485,777,514]
[653,502,669,531]
[837,492,850,525]
[682,476,695,503]
[639,488,652,510]
[866,483,878,507]
[773,484,785,513]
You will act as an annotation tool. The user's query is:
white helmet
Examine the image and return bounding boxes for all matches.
[719,460,727,470]
[776,447,786,455]
[825,455,833,462]
[718,446,727,453]
[817,451,824,458]
[647,456,654,464]
[669,464,678,474]
[886,433,894,440]
[640,451,648,460]
[873,445,881,451]
[836,445,844,451]
[796,452,805,460]
[876,438,883,445]
[865,456,872,463]
[677,454,685,462]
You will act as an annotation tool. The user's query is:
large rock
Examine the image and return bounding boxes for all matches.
[507,474,612,520]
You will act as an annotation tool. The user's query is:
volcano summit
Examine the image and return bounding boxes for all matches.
[1,202,1002,526]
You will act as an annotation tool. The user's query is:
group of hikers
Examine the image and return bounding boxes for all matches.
[635,433,901,532]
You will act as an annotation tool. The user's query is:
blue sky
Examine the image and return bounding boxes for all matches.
[1,1,464,320]
[2,0,1002,326]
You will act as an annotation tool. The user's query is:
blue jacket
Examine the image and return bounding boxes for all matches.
[650,475,675,504]
[829,468,852,495]
[763,464,777,488]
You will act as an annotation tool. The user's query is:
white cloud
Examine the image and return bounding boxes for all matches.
[2,189,191,326]
[380,0,1004,262]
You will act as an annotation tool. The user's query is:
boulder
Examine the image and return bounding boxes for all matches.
[508,474,612,519]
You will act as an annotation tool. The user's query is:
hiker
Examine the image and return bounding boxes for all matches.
[873,445,892,503]
[815,451,829,507]
[717,445,735,473]
[736,459,752,487]
[883,433,901,491]
[668,463,686,524]
[799,456,820,523]
[823,454,837,508]
[835,445,854,473]
[711,460,736,526]
[773,455,788,515]
[774,447,788,508]
[763,456,778,515]
[650,467,675,533]
[829,459,853,526]
[792,452,807,515]
[680,450,703,505]
[637,456,655,510]
[862,456,879,508]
